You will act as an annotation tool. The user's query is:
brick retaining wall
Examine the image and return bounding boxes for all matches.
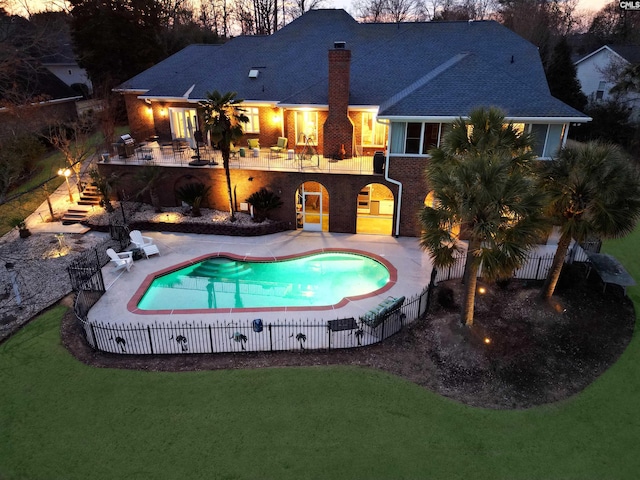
[87,220,290,236]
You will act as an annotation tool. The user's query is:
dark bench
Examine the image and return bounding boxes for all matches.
[327,317,357,332]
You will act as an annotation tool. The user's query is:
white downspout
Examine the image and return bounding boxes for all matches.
[377,118,402,237]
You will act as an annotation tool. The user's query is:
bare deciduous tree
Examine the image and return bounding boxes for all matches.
[42,119,94,189]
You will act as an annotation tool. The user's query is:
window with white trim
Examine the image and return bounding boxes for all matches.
[244,107,260,133]
[389,122,446,155]
[295,111,318,145]
[528,123,566,158]
[169,107,197,144]
[361,112,387,147]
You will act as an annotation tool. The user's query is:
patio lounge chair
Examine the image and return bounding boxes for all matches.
[359,296,405,329]
[270,137,288,155]
[106,248,134,272]
[230,142,239,158]
[129,230,160,258]
[247,138,260,149]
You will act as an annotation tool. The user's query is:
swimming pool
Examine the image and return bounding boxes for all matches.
[132,249,396,313]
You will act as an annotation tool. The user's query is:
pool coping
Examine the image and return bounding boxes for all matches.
[127,248,398,315]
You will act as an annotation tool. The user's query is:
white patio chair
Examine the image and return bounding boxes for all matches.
[106,248,134,272]
[130,230,153,249]
[129,230,160,258]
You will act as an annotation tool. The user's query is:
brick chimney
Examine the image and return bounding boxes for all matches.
[323,41,354,159]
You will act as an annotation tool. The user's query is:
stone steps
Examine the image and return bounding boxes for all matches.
[61,207,91,225]
[78,185,101,206]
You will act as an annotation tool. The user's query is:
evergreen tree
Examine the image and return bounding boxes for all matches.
[546,37,587,112]
[69,0,165,89]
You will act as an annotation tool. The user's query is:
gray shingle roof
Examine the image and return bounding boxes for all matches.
[118,9,587,119]
[608,45,640,64]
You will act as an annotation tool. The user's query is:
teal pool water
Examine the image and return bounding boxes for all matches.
[137,252,391,310]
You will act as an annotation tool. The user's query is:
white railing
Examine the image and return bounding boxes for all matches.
[103,142,376,175]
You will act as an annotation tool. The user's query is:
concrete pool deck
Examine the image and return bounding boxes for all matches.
[91,230,434,327]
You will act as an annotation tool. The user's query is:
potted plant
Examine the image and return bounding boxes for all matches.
[10,217,31,238]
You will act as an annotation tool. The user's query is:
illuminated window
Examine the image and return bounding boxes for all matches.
[362,112,387,147]
[295,111,318,145]
[244,107,260,133]
[169,108,197,143]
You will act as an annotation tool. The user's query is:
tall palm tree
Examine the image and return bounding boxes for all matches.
[540,142,640,298]
[199,91,249,222]
[420,107,548,326]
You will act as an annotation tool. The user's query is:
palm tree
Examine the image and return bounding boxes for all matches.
[199,91,249,222]
[420,107,548,326]
[135,165,166,213]
[540,142,640,298]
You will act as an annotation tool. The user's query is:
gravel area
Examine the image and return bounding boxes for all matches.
[0,201,261,342]
[0,228,110,340]
[84,201,259,227]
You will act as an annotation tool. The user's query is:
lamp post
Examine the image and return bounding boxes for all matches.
[58,168,73,203]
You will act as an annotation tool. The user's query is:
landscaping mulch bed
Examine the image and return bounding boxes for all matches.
[61,264,635,409]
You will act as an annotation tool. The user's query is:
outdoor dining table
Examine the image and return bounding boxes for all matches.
[585,252,636,294]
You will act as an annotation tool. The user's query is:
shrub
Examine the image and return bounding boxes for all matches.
[176,182,210,217]
[437,286,456,309]
[246,187,283,222]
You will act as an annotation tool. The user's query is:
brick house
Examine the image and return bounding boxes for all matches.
[107,9,589,237]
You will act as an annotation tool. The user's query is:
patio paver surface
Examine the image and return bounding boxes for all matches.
[92,230,434,327]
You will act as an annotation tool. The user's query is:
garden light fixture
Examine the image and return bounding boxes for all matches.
[58,168,73,203]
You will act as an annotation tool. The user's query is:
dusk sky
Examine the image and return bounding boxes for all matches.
[16,0,612,19]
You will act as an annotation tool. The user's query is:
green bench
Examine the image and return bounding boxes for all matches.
[359,296,406,329]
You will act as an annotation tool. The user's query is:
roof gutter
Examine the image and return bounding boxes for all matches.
[0,95,83,112]
[377,117,402,238]
[379,115,592,123]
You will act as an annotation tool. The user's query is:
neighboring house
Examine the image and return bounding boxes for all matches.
[574,44,640,120]
[41,49,93,97]
[109,9,588,237]
[0,68,81,140]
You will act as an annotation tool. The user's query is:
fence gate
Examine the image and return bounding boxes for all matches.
[109,223,130,251]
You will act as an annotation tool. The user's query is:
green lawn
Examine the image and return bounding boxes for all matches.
[1,230,639,479]
[0,150,66,235]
